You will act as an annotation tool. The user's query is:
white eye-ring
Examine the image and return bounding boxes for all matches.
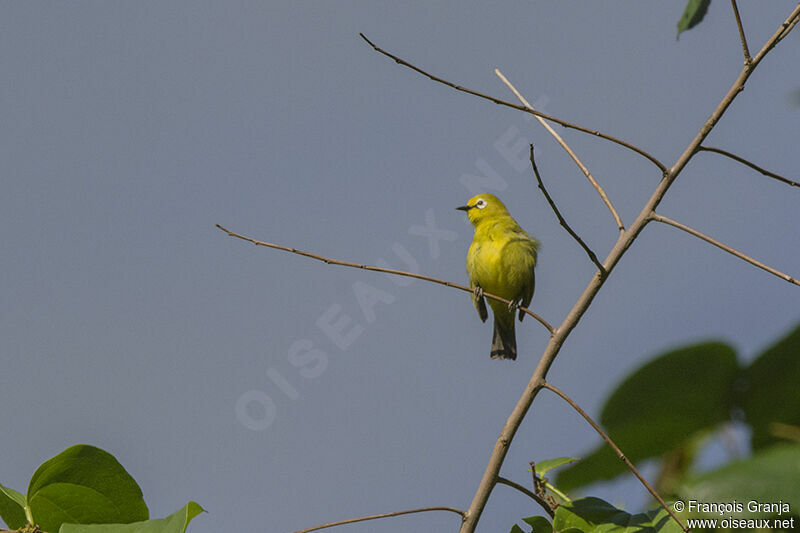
[475,198,487,209]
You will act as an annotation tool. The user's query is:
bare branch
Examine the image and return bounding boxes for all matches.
[528,145,606,274]
[460,7,800,532]
[756,5,800,61]
[359,33,667,173]
[730,0,751,63]
[497,70,625,235]
[650,213,799,287]
[541,382,688,532]
[668,3,800,184]
[776,8,800,43]
[496,476,555,518]
[697,146,799,188]
[216,224,556,333]
[291,506,465,533]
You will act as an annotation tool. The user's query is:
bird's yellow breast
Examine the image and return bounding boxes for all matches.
[466,220,537,301]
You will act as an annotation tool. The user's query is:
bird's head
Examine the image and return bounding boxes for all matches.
[456,193,510,226]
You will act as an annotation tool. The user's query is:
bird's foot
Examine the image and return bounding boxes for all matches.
[473,286,484,299]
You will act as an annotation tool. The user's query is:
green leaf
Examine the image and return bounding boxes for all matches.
[60,502,205,533]
[0,482,27,530]
[27,444,148,532]
[600,342,737,453]
[676,0,711,39]
[553,497,683,533]
[510,525,526,533]
[534,457,579,478]
[557,342,739,491]
[741,324,800,450]
[522,515,553,533]
[678,443,800,518]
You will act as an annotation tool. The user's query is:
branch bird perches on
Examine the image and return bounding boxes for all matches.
[219,5,800,532]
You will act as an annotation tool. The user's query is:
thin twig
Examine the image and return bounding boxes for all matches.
[216,224,556,333]
[529,144,606,274]
[460,7,800,532]
[496,476,555,518]
[730,0,751,63]
[291,506,465,533]
[541,382,688,532]
[498,70,625,235]
[359,33,667,173]
[697,146,799,188]
[650,213,799,287]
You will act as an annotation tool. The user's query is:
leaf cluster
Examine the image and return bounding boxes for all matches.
[510,325,800,532]
[0,445,203,533]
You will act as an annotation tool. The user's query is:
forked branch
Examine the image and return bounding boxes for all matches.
[359,33,667,173]
[496,69,625,235]
[776,9,800,43]
[227,6,800,533]
[541,382,688,532]
[528,144,606,274]
[459,5,800,532]
[650,213,799,286]
[215,224,555,333]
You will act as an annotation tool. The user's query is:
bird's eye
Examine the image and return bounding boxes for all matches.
[475,199,487,209]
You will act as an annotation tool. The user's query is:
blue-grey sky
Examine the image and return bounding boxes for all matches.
[2,2,798,532]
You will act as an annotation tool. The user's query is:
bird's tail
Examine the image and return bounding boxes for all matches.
[491,316,517,360]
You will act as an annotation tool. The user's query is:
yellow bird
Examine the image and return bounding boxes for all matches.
[457,193,539,360]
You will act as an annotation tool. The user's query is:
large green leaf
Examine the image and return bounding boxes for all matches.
[553,497,683,533]
[27,444,148,532]
[60,502,204,533]
[678,443,800,518]
[557,342,739,490]
[741,325,800,450]
[676,0,711,39]
[600,342,738,453]
[0,481,27,529]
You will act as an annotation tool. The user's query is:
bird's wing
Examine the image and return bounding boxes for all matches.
[519,267,534,322]
[466,242,489,323]
[472,284,488,323]
[516,235,537,322]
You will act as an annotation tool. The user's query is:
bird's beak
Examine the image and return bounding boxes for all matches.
[456,205,473,211]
